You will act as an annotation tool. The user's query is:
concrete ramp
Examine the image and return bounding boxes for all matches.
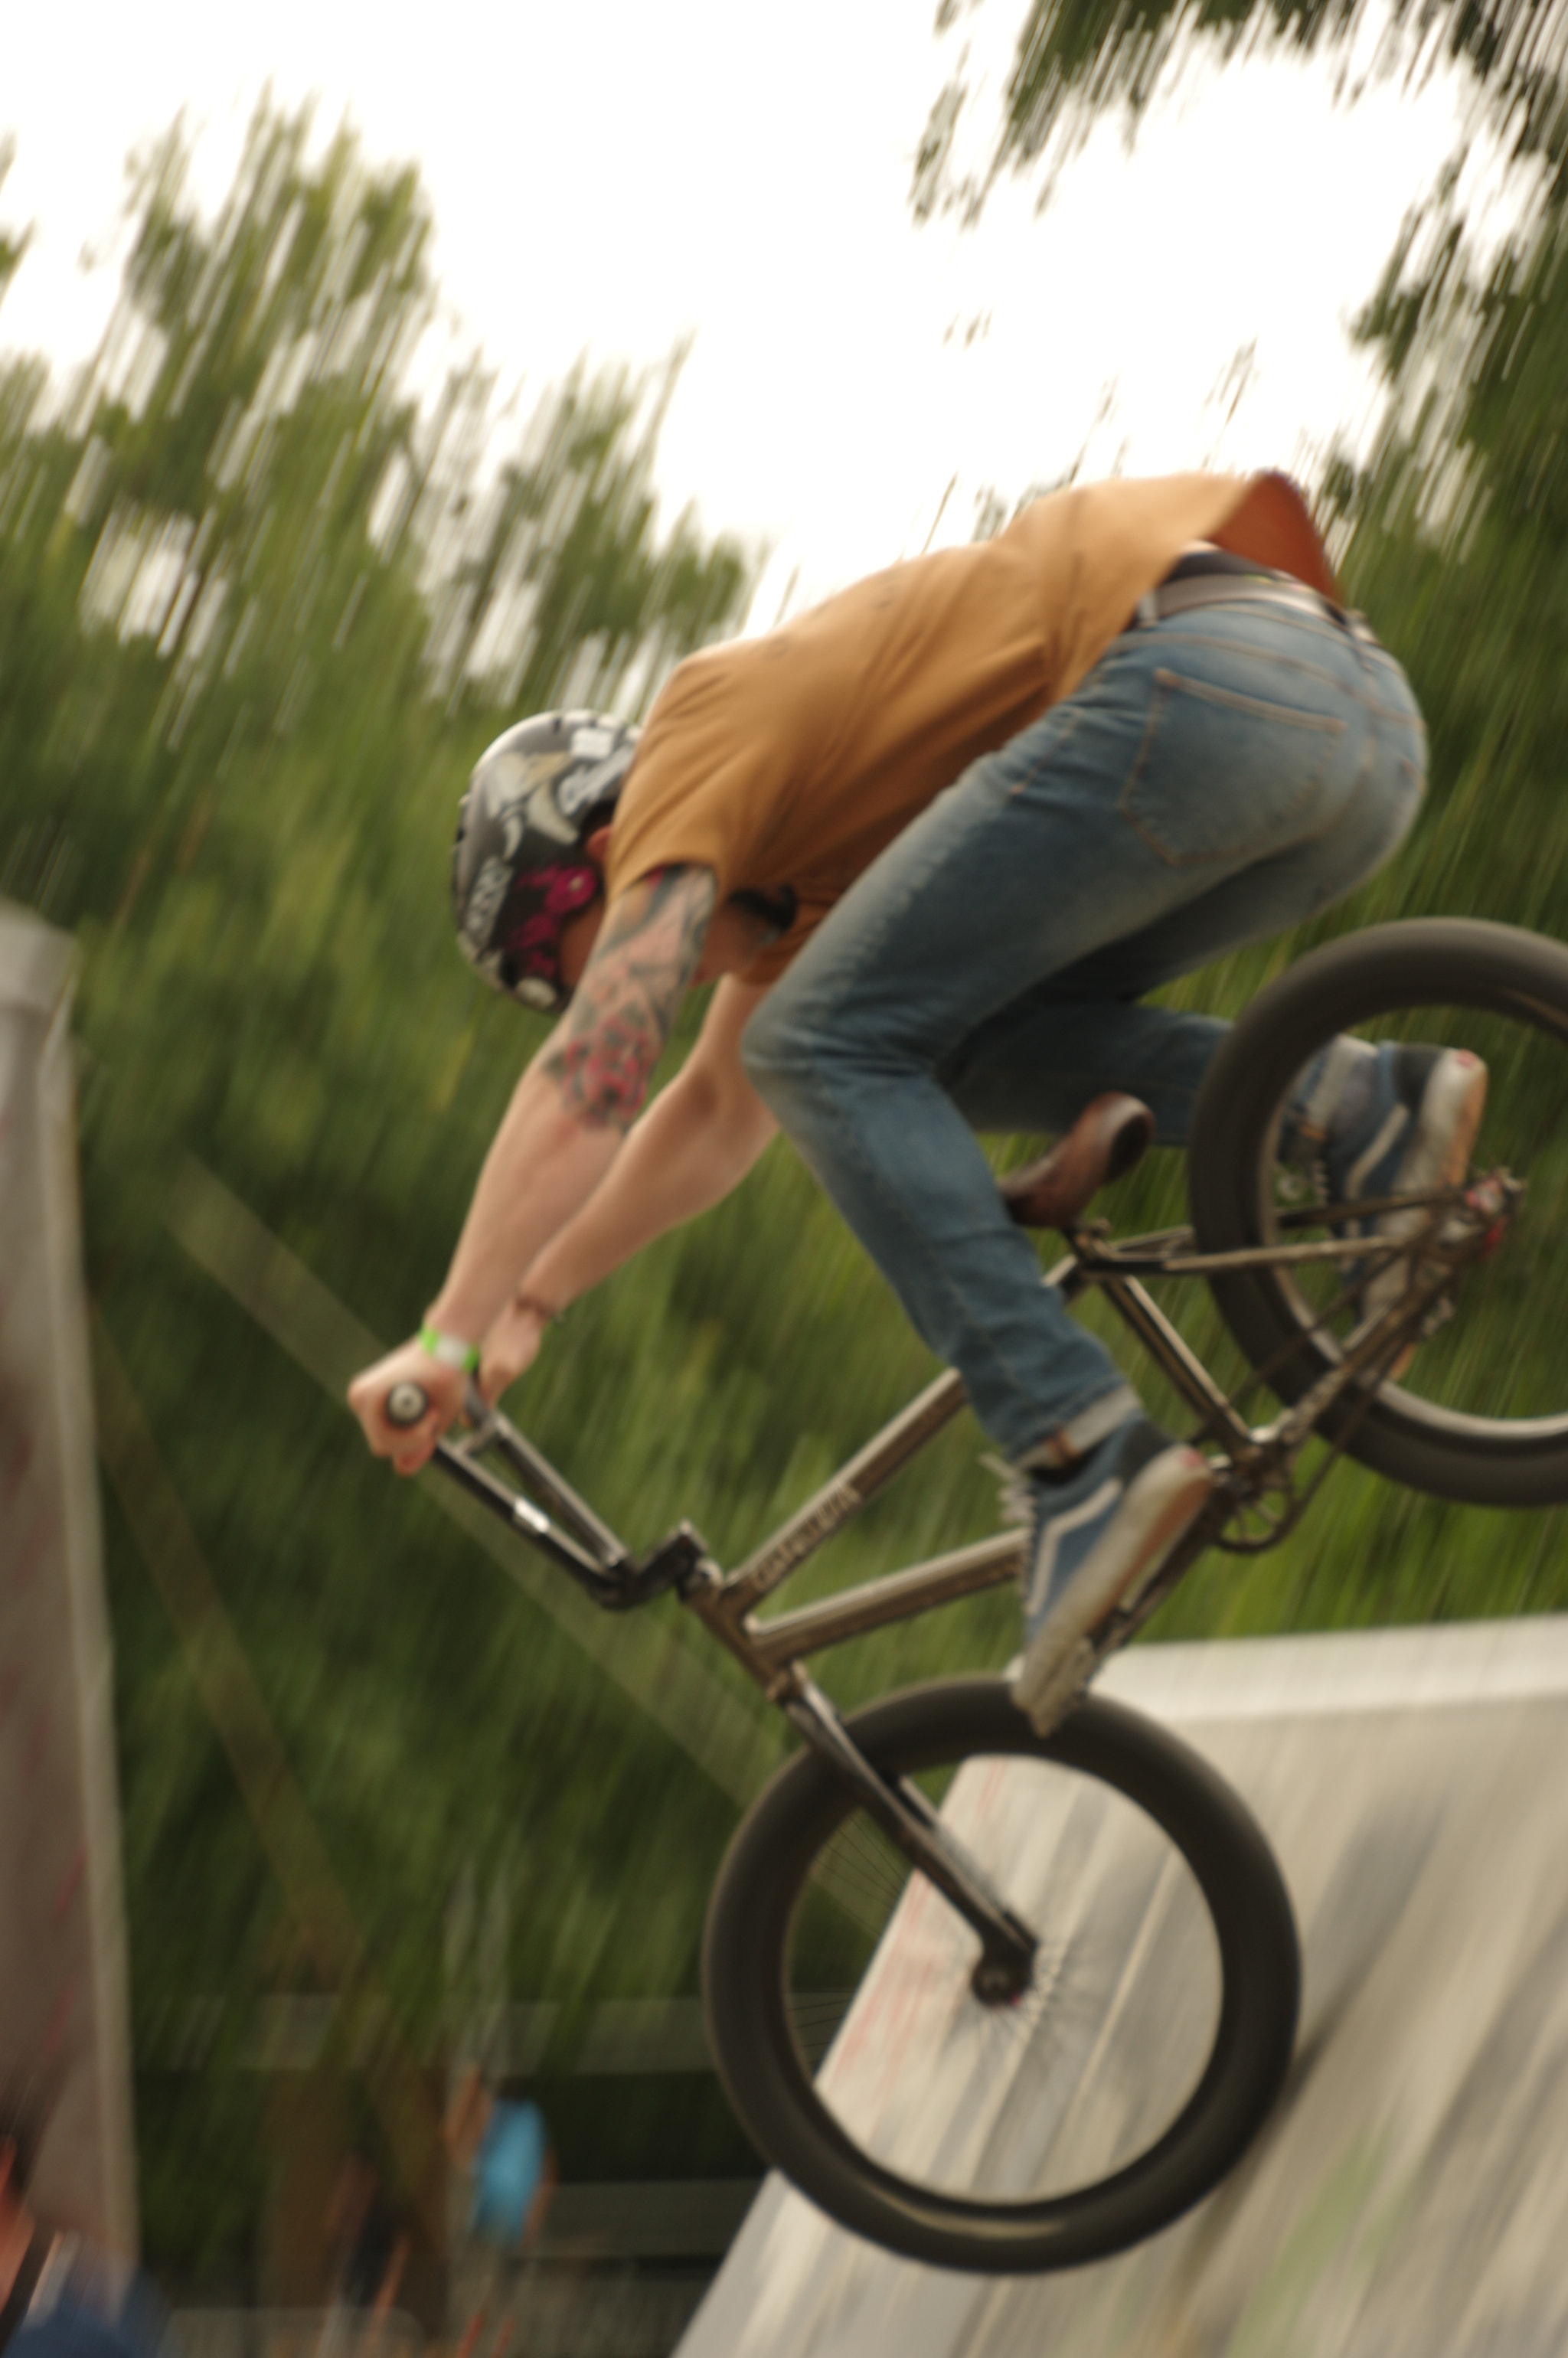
[678,1618,1568,2357]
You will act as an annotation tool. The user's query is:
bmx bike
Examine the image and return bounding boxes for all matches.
[384,917,1568,2274]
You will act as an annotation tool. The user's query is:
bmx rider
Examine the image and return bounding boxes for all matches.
[348,469,1484,1728]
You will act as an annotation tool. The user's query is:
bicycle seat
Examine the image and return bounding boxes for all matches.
[999,1093,1155,1230]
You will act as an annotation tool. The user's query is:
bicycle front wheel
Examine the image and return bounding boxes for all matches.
[702,1678,1298,2273]
[1187,918,1568,1505]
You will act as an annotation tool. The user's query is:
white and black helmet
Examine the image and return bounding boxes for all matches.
[451,710,642,1013]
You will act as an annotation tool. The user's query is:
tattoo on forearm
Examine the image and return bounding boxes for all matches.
[541,867,717,1131]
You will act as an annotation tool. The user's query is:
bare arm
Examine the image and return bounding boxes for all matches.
[529,977,776,1305]
[476,978,777,1395]
[429,865,719,1337]
[348,865,716,1465]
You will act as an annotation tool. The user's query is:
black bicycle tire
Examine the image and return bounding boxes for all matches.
[701,1677,1298,2273]
[1187,917,1568,1506]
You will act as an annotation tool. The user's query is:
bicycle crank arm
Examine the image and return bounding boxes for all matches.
[783,1679,1037,1996]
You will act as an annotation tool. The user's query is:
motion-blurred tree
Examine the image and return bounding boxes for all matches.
[0,96,786,2272]
[11,49,1568,2283]
[3,89,1032,2282]
[912,0,1568,223]
[0,140,31,307]
[904,0,1568,952]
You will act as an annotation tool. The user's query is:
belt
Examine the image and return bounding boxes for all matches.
[1128,565,1374,642]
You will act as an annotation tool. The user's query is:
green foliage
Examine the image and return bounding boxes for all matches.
[8,52,1568,2279]
[0,140,31,309]
[911,0,1568,222]
[0,96,772,2271]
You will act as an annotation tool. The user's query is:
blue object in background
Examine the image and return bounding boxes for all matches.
[13,2257,169,2358]
[15,2311,155,2358]
[470,2101,547,2245]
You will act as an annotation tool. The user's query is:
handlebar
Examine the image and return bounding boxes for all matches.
[375,1376,707,1612]
[385,1375,492,1431]
[386,1380,431,1428]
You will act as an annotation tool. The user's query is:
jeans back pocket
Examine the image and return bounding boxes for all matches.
[1119,666,1346,867]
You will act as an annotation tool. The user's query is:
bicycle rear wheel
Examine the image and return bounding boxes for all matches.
[702,1678,1298,2273]
[1187,918,1568,1505]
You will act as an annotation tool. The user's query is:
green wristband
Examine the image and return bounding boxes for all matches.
[418,1322,481,1374]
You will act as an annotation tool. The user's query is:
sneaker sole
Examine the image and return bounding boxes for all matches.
[1012,1449,1213,1734]
[1364,1054,1489,1364]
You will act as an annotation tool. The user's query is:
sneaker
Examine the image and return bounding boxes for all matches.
[1316,1040,1488,1336]
[1012,1416,1214,1734]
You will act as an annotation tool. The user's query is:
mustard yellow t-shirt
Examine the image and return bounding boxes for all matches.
[604,471,1340,982]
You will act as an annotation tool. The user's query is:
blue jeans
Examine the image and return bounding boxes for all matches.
[741,596,1427,1458]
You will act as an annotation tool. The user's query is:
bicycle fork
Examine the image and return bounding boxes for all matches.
[782,1677,1039,2004]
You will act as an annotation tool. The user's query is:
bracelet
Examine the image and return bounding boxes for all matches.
[417,1322,481,1373]
[514,1292,565,1325]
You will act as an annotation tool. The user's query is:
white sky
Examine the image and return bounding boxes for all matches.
[0,0,1537,621]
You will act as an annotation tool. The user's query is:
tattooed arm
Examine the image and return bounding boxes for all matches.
[477,974,778,1396]
[536,865,717,1128]
[430,865,716,1334]
[348,867,720,1467]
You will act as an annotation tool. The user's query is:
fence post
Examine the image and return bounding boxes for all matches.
[0,900,137,2250]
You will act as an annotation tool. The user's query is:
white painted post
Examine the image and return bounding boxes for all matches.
[0,901,137,2251]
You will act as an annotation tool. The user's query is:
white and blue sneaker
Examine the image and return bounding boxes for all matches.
[1012,1415,1213,1734]
[1308,1039,1488,1333]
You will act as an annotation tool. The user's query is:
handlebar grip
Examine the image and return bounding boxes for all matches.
[385,1381,431,1429]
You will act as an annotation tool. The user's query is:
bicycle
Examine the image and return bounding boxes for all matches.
[381,916,1568,2274]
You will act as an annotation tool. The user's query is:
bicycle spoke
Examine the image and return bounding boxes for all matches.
[782,1749,1223,2203]
[1185,922,1568,1505]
